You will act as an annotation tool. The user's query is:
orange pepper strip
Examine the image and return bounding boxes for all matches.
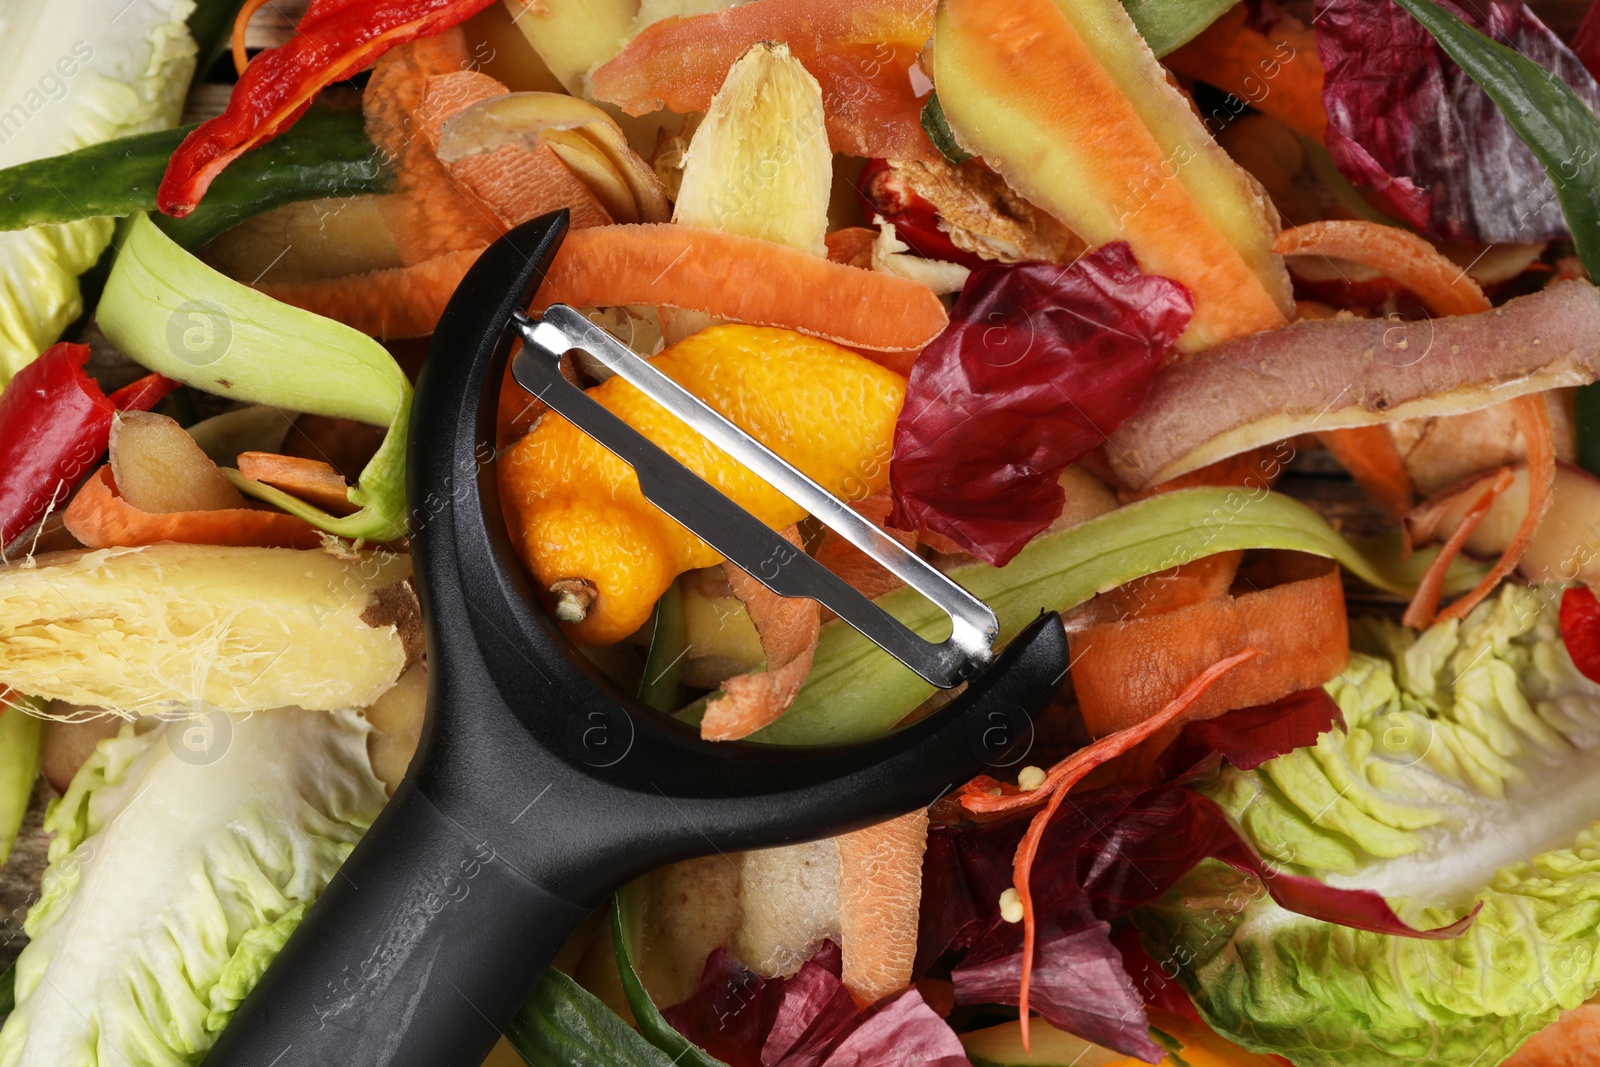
[259,225,950,356]
[1003,648,1262,1053]
[63,468,324,550]
[1166,7,1328,142]
[160,0,497,217]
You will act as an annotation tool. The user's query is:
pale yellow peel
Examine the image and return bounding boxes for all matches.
[0,545,417,714]
[674,42,832,257]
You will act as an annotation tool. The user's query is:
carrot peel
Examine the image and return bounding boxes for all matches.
[1402,394,1554,628]
[1401,467,1514,629]
[701,527,823,741]
[988,647,1263,1052]
[63,467,324,550]
[1273,220,1491,316]
[260,224,950,354]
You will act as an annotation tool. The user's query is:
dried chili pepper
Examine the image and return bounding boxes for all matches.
[159,0,496,217]
[0,343,178,552]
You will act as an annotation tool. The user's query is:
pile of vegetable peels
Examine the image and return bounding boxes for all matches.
[5,0,1600,1064]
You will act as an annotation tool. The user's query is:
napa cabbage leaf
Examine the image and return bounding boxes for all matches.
[0,707,386,1066]
[1138,584,1600,1066]
[0,0,197,386]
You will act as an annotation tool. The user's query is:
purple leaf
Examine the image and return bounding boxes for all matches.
[919,785,1477,1058]
[953,922,1165,1064]
[1318,0,1600,242]
[665,942,973,1067]
[1159,687,1345,778]
[817,989,970,1067]
[888,246,1192,565]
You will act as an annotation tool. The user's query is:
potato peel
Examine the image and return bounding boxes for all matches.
[1108,280,1600,486]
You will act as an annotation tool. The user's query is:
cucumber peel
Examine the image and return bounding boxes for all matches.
[0,697,42,866]
[612,888,728,1067]
[0,106,389,250]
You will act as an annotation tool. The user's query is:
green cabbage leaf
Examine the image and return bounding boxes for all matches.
[0,707,387,1067]
[0,0,198,387]
[1138,584,1600,1066]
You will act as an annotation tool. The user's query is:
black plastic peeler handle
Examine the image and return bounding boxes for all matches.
[201,212,1070,1067]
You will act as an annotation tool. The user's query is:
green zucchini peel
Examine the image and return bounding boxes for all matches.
[0,106,390,251]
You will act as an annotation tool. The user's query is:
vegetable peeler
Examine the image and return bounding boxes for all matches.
[202,211,1069,1067]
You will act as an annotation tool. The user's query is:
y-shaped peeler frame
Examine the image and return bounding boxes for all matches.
[202,212,1068,1067]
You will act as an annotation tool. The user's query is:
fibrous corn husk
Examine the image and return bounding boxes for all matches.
[0,544,419,714]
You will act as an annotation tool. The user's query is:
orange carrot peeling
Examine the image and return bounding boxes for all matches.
[1401,467,1514,629]
[992,647,1263,1052]
[238,452,354,514]
[1403,395,1554,628]
[1316,425,1413,519]
[1273,221,1491,316]
[63,468,324,550]
[261,225,951,353]
[1167,7,1328,142]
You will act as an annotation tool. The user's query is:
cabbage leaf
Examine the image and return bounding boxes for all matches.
[0,0,198,387]
[0,708,386,1066]
[1138,584,1600,1065]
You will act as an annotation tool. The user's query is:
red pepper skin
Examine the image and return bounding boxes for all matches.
[854,158,986,270]
[0,344,178,552]
[1562,585,1600,683]
[159,0,496,217]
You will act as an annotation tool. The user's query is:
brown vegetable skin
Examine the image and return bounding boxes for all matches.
[1107,280,1600,488]
[40,713,123,794]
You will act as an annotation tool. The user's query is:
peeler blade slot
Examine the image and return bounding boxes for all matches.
[510,307,996,688]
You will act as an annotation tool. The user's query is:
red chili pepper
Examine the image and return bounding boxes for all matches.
[1561,585,1600,683]
[854,158,986,269]
[159,0,496,217]
[0,344,179,553]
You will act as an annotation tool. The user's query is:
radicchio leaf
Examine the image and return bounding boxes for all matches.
[887,246,1192,566]
[1318,0,1600,242]
[920,785,1477,1059]
[663,942,969,1067]
[954,921,1162,1062]
[1576,0,1600,80]
[1158,687,1345,778]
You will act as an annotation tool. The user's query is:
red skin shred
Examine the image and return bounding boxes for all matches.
[1561,585,1600,683]
[0,343,177,552]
